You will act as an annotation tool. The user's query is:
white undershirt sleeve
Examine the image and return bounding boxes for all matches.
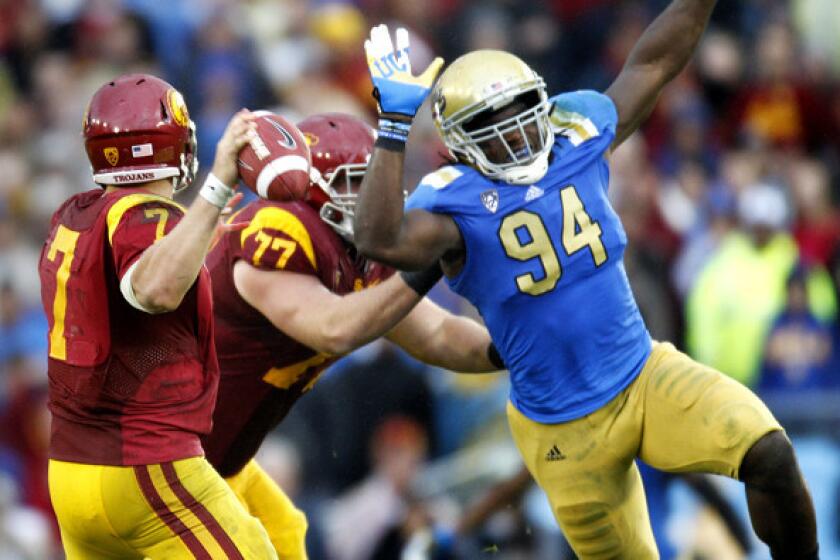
[119,259,155,313]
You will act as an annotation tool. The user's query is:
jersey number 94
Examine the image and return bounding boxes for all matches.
[498,185,606,296]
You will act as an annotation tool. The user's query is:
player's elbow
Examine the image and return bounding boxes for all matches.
[352,219,398,260]
[134,283,184,314]
[315,324,358,356]
[352,232,386,261]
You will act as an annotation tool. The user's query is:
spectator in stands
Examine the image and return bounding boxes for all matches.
[324,416,429,560]
[688,183,808,385]
[722,20,831,151]
[789,158,840,267]
[760,264,837,392]
[0,282,46,377]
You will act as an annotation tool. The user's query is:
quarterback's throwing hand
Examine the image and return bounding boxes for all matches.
[365,24,443,137]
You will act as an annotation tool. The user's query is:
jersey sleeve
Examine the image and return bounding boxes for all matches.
[236,206,319,275]
[405,165,467,214]
[549,90,618,147]
[107,195,185,280]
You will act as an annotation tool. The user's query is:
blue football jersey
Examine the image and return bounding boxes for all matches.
[406,90,652,423]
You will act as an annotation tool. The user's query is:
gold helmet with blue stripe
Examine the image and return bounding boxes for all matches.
[431,50,553,185]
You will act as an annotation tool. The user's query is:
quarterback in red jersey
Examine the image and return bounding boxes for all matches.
[40,74,276,559]
[204,112,502,559]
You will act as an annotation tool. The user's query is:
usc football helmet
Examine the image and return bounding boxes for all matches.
[431,50,554,185]
[297,112,375,240]
[83,74,197,192]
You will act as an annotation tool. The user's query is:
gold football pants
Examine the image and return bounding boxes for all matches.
[507,341,781,559]
[226,459,308,560]
[49,456,277,559]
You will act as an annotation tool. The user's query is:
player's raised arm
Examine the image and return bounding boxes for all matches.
[129,110,256,312]
[353,25,459,270]
[605,0,717,150]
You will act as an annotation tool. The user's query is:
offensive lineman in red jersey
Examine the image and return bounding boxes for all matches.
[39,74,277,559]
[203,113,504,559]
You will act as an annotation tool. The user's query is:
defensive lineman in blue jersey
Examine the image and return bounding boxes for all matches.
[354,2,820,559]
[406,90,652,423]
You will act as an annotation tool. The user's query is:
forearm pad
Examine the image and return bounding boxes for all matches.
[487,343,505,369]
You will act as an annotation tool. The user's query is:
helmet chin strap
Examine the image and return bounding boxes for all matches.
[500,151,550,185]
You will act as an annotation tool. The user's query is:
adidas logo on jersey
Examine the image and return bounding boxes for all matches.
[525,185,544,202]
[545,444,566,462]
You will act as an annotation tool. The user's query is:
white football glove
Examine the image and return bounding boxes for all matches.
[364,24,444,124]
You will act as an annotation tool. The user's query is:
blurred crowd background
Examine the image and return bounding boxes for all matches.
[1,0,840,558]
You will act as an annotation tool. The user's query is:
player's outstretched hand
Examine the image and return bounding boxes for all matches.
[211,109,258,188]
[364,24,443,122]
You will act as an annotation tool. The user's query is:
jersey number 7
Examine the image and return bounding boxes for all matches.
[498,185,606,296]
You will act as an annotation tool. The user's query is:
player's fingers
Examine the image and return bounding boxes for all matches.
[230,113,256,136]
[395,28,411,73]
[221,192,244,215]
[372,24,392,56]
[395,28,410,55]
[418,57,445,85]
[231,127,257,152]
[395,27,409,52]
[224,110,255,139]
[219,220,250,233]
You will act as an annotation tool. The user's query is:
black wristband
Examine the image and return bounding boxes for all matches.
[375,135,407,152]
[487,343,505,369]
[399,262,443,296]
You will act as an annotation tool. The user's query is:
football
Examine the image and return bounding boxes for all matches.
[237,111,311,201]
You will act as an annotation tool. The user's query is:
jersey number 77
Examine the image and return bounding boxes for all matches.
[498,185,607,296]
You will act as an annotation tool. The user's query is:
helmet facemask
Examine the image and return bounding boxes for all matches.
[438,80,554,185]
[313,161,367,241]
[174,121,199,194]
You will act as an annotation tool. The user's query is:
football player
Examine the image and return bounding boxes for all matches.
[353,4,819,560]
[202,112,502,559]
[40,74,277,559]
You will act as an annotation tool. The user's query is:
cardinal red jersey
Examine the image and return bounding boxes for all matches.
[39,188,218,466]
[203,199,393,477]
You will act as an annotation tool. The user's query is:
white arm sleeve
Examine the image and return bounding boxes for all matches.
[119,259,155,313]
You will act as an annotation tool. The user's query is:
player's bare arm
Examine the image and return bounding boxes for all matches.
[233,261,431,355]
[386,297,500,373]
[606,0,717,150]
[353,25,458,269]
[355,137,462,270]
[129,110,257,312]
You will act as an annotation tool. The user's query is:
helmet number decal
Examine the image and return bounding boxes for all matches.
[104,147,119,166]
[167,89,190,127]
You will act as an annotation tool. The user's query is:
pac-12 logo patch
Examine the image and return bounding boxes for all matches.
[480,189,499,213]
